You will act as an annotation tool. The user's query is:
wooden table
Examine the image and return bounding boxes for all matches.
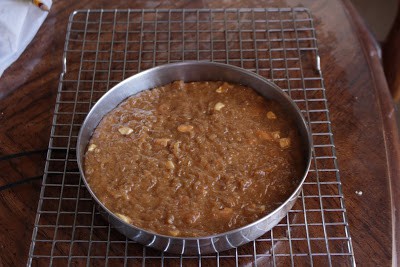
[1,0,399,266]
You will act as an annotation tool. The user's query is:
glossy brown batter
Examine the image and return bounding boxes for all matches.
[84,81,305,237]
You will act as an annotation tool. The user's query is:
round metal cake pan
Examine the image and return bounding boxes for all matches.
[76,61,312,255]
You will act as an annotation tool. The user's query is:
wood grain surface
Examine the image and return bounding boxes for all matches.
[0,0,399,266]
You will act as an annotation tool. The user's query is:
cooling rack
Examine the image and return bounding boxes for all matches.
[27,8,355,266]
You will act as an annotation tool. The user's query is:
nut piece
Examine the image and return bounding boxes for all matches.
[177,124,194,133]
[172,141,181,157]
[216,82,230,93]
[214,102,225,111]
[166,160,175,170]
[115,213,132,224]
[216,86,224,93]
[154,138,171,147]
[166,215,175,224]
[88,144,97,152]
[118,126,134,135]
[279,138,291,148]
[169,229,180,236]
[267,111,277,119]
[271,131,281,139]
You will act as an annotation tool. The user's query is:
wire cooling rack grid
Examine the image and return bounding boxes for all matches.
[28,8,355,266]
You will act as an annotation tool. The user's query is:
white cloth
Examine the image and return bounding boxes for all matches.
[0,0,52,77]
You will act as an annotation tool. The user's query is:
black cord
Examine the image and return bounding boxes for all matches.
[0,149,47,192]
[0,149,75,192]
[0,167,80,192]
[0,175,43,192]
[0,149,48,161]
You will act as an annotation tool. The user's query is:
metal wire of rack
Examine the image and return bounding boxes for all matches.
[27,8,355,266]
